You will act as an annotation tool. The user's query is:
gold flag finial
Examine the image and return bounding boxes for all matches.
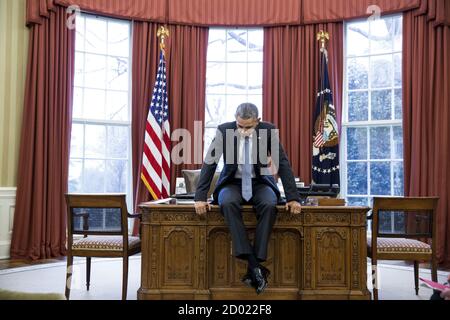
[157,26,170,52]
[316,30,329,49]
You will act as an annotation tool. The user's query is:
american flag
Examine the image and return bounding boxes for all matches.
[141,51,171,199]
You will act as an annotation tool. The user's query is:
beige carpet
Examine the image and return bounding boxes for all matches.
[0,256,447,300]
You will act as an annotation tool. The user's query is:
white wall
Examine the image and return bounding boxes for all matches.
[0,188,16,259]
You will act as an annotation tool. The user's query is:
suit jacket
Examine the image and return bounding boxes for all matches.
[194,121,300,204]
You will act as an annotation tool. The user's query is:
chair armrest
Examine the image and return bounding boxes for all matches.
[73,212,89,218]
[128,213,142,219]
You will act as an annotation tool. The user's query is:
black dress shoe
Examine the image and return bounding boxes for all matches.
[241,269,254,288]
[241,266,271,288]
[251,267,268,295]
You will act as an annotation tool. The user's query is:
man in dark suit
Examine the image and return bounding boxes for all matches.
[194,103,301,295]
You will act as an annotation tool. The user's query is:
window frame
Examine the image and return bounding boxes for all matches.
[70,13,133,214]
[204,28,264,159]
[341,15,404,233]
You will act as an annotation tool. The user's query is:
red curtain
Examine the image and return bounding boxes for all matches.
[166,24,209,183]
[27,0,428,26]
[403,4,450,267]
[131,23,208,235]
[168,0,302,26]
[10,6,74,260]
[302,0,421,24]
[263,23,343,183]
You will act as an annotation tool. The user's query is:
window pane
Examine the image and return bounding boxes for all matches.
[347,197,368,206]
[85,17,107,54]
[73,88,83,119]
[106,160,127,192]
[247,30,263,62]
[108,21,130,57]
[107,57,129,91]
[227,30,247,62]
[370,55,392,88]
[85,54,107,89]
[69,159,83,192]
[394,53,402,87]
[226,63,247,94]
[206,62,226,94]
[70,123,84,158]
[348,162,367,195]
[370,127,390,159]
[85,125,106,158]
[84,88,105,120]
[107,126,129,159]
[370,162,391,195]
[248,63,262,94]
[347,127,367,160]
[393,161,404,196]
[346,22,369,57]
[106,91,129,121]
[393,126,403,159]
[205,95,226,127]
[84,160,105,192]
[392,16,403,51]
[348,91,368,121]
[75,16,85,52]
[371,89,392,120]
[348,57,368,90]
[370,18,392,55]
[246,95,263,115]
[74,52,85,87]
[394,89,402,120]
[208,29,226,61]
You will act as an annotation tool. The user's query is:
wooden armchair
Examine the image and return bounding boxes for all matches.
[367,197,439,300]
[64,194,141,300]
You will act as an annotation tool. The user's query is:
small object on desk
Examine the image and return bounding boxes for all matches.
[173,192,196,200]
[175,199,196,205]
[150,198,174,205]
[305,197,319,206]
[318,198,346,206]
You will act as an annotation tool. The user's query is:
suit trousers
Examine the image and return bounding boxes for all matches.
[217,178,278,261]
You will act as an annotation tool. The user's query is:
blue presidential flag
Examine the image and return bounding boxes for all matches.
[312,48,340,186]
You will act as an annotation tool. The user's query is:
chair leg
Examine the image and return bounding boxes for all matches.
[372,260,378,300]
[431,256,438,282]
[86,257,91,291]
[414,261,419,295]
[122,255,129,300]
[65,255,74,300]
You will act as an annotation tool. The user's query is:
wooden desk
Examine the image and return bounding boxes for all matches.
[137,203,371,300]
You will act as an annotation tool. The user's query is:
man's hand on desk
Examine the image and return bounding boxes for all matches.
[194,201,211,216]
[285,201,302,215]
